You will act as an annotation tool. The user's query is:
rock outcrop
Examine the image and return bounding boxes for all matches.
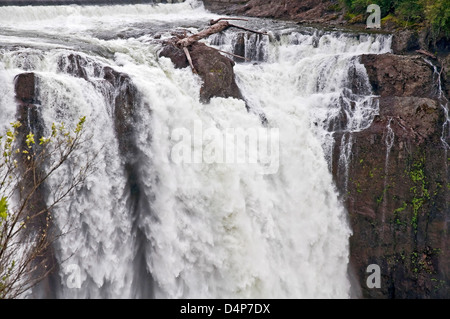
[159,41,189,69]
[159,39,244,103]
[442,55,450,99]
[58,53,140,158]
[13,72,59,298]
[332,53,450,298]
[190,42,244,103]
[361,54,435,98]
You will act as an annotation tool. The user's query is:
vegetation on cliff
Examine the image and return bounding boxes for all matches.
[342,0,449,37]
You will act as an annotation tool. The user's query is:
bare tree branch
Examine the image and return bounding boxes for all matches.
[177,19,267,48]
[0,117,95,299]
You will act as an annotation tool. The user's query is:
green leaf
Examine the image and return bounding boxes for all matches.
[75,116,86,134]
[25,132,35,148]
[11,121,21,129]
[0,197,8,220]
[51,123,57,137]
[39,136,50,145]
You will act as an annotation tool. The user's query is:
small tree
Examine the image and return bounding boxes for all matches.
[0,116,93,299]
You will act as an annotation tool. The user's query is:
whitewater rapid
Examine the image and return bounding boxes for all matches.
[0,0,391,298]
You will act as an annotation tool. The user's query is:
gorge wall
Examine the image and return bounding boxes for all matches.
[202,0,450,298]
[337,53,450,298]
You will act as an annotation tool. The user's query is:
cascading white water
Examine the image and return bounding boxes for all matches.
[424,58,450,150]
[380,117,395,224]
[0,0,391,298]
[211,26,390,186]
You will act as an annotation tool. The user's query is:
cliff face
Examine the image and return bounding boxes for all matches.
[336,54,450,298]
[203,0,450,298]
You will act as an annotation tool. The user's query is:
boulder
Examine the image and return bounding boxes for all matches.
[159,41,189,69]
[14,72,36,104]
[190,42,244,103]
[159,40,244,104]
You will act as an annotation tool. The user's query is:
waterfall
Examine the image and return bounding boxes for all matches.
[423,58,450,150]
[0,1,391,298]
[380,117,395,224]
[211,27,390,190]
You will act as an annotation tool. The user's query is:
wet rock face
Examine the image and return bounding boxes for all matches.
[13,71,58,297]
[232,33,266,63]
[104,66,140,157]
[14,72,45,144]
[339,110,449,299]
[332,53,450,298]
[361,54,435,98]
[58,53,140,158]
[442,55,450,99]
[377,97,439,140]
[391,30,420,55]
[159,41,189,69]
[57,53,155,295]
[14,72,36,104]
[58,53,102,81]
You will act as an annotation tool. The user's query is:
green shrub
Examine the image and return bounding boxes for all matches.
[340,0,449,37]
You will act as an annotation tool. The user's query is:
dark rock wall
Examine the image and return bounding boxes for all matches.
[13,72,59,298]
[334,53,450,298]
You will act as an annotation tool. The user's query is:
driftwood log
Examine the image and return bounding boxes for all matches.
[176,18,268,73]
[416,49,437,60]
